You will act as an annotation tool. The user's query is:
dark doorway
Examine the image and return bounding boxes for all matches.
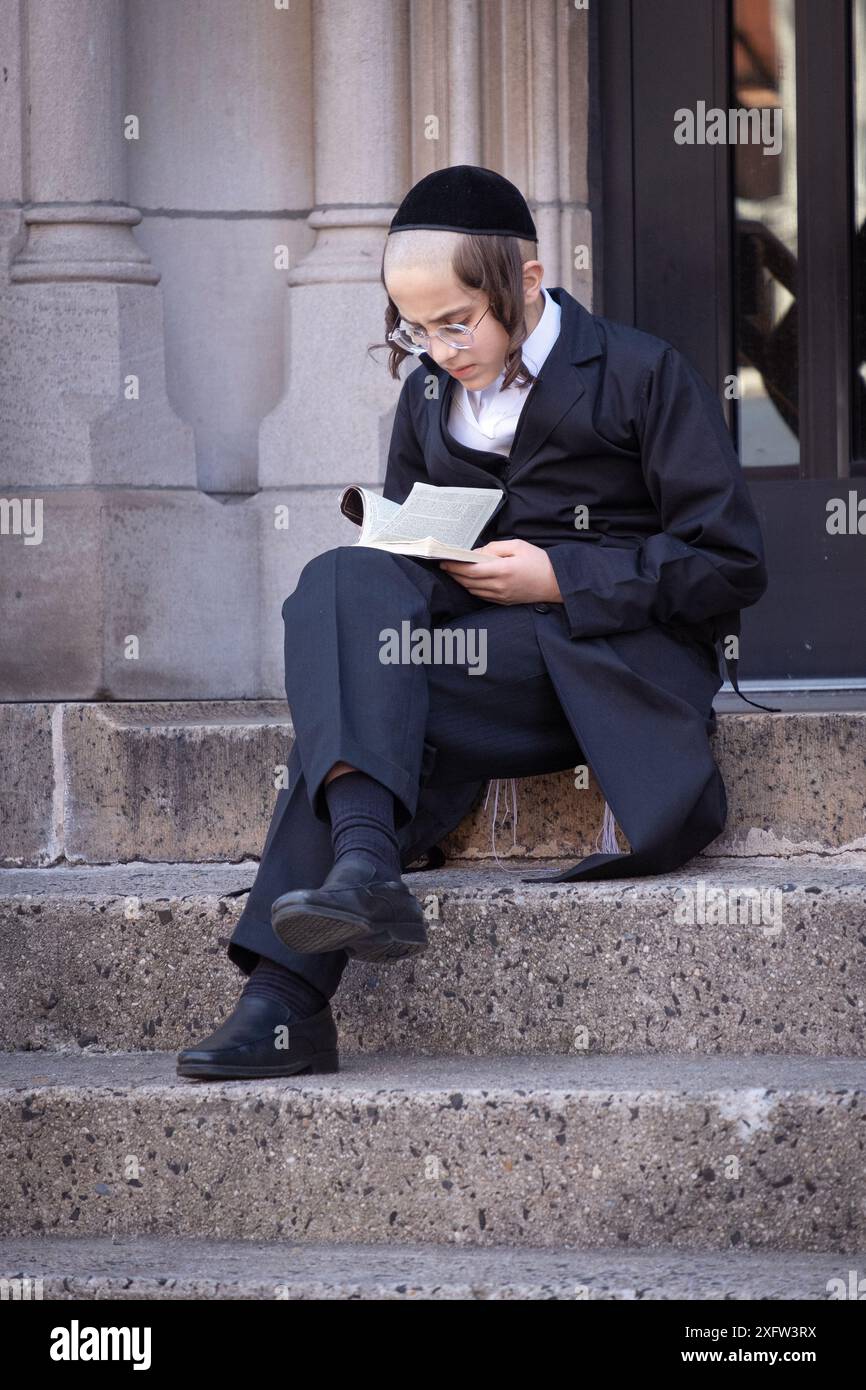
[598,0,866,681]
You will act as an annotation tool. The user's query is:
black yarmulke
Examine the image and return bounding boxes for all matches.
[388,165,537,240]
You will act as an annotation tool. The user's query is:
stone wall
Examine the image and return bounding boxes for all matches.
[0,0,593,701]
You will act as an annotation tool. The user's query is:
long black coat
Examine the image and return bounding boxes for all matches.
[383,285,769,883]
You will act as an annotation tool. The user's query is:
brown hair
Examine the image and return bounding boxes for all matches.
[367,231,539,389]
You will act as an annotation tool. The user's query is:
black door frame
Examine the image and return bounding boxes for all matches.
[598,0,734,423]
[596,0,866,682]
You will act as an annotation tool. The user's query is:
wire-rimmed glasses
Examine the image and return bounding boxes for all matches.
[388,303,491,354]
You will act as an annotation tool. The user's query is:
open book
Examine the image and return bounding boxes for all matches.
[339,481,504,562]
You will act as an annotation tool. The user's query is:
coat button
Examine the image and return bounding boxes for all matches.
[534,603,550,613]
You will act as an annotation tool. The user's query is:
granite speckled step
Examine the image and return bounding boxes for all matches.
[0,1234,857,1300]
[1,1051,864,1252]
[4,700,866,866]
[1,856,864,1056]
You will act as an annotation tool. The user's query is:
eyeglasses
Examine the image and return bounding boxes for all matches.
[388,303,491,353]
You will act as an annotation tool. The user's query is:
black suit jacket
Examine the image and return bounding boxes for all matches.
[384,286,769,882]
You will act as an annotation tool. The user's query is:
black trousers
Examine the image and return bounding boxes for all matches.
[227,545,585,997]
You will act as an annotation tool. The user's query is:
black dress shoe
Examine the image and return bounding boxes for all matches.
[176,995,339,1080]
[271,851,429,962]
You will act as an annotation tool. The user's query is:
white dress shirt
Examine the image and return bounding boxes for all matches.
[446,285,562,456]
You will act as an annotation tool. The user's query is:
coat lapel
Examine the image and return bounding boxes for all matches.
[419,286,604,492]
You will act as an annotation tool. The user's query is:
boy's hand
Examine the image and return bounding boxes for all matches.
[439,538,563,605]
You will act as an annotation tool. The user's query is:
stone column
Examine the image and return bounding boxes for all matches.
[474,0,592,304]
[259,0,408,489]
[552,0,594,306]
[256,0,411,694]
[4,0,193,486]
[0,0,260,701]
[10,0,155,288]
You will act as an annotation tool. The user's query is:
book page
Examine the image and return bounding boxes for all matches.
[340,486,402,543]
[357,489,402,543]
[370,482,503,550]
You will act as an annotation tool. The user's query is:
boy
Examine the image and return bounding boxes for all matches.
[177,166,768,1081]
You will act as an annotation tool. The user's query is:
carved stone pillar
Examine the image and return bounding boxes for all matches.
[0,0,260,700]
[258,0,408,490]
[4,0,193,488]
[255,0,410,694]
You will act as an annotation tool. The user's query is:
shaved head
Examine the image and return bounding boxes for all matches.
[383,228,461,282]
[384,228,537,285]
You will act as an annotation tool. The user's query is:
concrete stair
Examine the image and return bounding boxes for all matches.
[1,696,865,1298]
[4,698,866,866]
[0,1237,851,1300]
[1,857,865,1056]
[2,1052,864,1251]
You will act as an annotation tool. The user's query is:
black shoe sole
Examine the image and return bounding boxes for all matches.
[176,1049,340,1081]
[271,900,428,961]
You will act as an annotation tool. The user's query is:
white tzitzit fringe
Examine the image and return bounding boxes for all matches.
[484,778,620,878]
[596,798,619,854]
[483,777,526,874]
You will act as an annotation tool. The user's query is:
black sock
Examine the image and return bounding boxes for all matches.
[241,957,328,1017]
[323,769,403,881]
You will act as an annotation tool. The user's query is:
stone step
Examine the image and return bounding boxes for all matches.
[1,1051,863,1251]
[0,1234,858,1300]
[4,701,866,867]
[1,856,864,1057]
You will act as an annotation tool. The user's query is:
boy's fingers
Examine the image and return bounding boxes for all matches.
[459,562,501,578]
[447,573,506,595]
[442,558,507,578]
